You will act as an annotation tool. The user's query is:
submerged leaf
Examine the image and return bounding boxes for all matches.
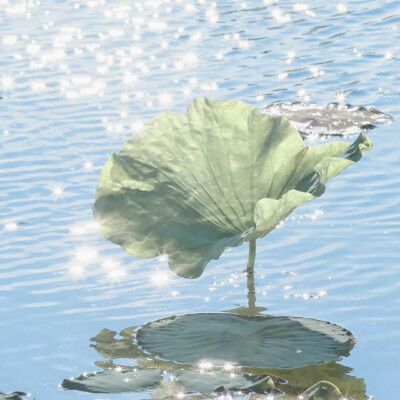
[94,98,372,278]
[136,313,354,369]
[174,370,274,394]
[264,102,392,137]
[61,369,162,393]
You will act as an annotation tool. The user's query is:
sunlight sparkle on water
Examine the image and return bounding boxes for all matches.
[3,35,17,45]
[310,208,324,220]
[157,254,168,263]
[51,183,65,200]
[278,71,288,80]
[70,221,99,236]
[198,361,213,370]
[84,160,94,172]
[150,270,171,286]
[385,50,394,60]
[310,66,325,77]
[337,3,348,13]
[271,8,291,23]
[1,74,14,91]
[68,263,86,279]
[336,91,346,103]
[102,259,127,282]
[294,3,316,17]
[223,363,234,371]
[286,51,296,64]
[158,92,173,106]
[4,222,18,231]
[74,246,98,264]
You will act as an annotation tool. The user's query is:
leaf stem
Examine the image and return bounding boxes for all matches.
[246,240,256,310]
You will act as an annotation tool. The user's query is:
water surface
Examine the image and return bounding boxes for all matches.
[0,0,399,398]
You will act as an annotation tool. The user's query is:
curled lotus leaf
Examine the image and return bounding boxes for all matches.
[264,102,392,137]
[61,369,162,393]
[94,98,372,278]
[136,313,354,369]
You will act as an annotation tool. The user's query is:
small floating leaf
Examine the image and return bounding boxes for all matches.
[94,98,372,278]
[61,369,162,393]
[174,370,275,394]
[136,313,354,369]
[264,102,391,137]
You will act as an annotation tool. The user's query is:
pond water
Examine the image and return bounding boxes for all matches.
[1,0,399,399]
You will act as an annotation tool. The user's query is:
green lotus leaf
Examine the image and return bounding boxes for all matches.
[136,313,354,369]
[61,369,162,393]
[174,370,275,394]
[303,381,342,400]
[94,98,372,278]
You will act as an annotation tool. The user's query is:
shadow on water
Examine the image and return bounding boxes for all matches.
[61,275,368,399]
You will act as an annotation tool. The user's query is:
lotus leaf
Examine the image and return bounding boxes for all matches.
[94,98,372,278]
[136,313,354,369]
[264,102,392,137]
[61,369,162,393]
[174,370,275,394]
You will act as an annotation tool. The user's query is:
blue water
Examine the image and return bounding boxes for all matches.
[0,0,399,398]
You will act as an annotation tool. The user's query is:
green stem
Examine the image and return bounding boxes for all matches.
[246,240,256,310]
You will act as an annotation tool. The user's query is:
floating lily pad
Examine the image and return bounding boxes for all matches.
[303,381,342,400]
[174,370,275,394]
[94,98,372,278]
[136,313,354,369]
[61,369,162,393]
[264,102,392,137]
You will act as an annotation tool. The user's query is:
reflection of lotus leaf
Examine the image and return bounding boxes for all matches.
[246,362,367,399]
[303,381,342,400]
[136,313,354,369]
[61,369,162,393]
[264,102,392,137]
[69,324,367,399]
[94,98,372,278]
[174,370,275,394]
